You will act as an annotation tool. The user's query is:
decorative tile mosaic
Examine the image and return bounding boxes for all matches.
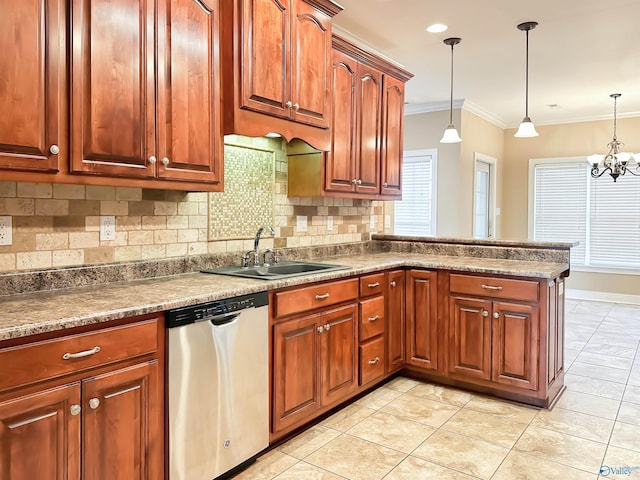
[209,138,276,240]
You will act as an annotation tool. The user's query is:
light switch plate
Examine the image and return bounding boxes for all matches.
[100,216,116,241]
[296,215,307,233]
[327,215,334,231]
[0,216,12,246]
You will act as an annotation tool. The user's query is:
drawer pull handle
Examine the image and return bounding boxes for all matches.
[368,357,380,365]
[368,315,380,322]
[315,293,330,300]
[89,398,100,410]
[70,404,81,416]
[481,284,503,291]
[390,281,397,287]
[367,282,380,288]
[62,346,101,360]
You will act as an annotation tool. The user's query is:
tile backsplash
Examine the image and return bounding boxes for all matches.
[0,136,383,273]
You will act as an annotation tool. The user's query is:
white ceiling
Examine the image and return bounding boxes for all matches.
[331,0,640,128]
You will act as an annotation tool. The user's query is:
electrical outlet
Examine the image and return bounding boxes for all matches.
[296,215,307,233]
[384,215,391,229]
[326,216,334,231]
[100,215,116,241]
[370,215,376,230]
[0,216,12,246]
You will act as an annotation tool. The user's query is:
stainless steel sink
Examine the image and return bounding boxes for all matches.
[201,261,350,280]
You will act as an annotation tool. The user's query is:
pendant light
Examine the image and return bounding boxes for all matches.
[440,37,462,143]
[514,21,539,138]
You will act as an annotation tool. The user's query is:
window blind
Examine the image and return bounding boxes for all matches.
[533,162,587,265]
[589,174,640,268]
[394,154,434,236]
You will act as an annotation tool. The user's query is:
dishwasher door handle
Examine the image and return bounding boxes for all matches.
[208,311,241,326]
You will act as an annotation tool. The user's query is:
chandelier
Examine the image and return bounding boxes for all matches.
[589,93,639,182]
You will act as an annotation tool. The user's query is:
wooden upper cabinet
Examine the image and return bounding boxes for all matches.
[71,0,156,178]
[325,49,357,193]
[290,0,332,128]
[0,0,65,173]
[222,0,341,150]
[71,0,222,185]
[156,0,223,183]
[355,63,383,195]
[381,76,406,197]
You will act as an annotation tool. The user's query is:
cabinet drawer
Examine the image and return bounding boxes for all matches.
[0,318,159,392]
[359,273,385,297]
[359,296,385,341]
[359,337,385,385]
[449,274,539,302]
[273,278,359,318]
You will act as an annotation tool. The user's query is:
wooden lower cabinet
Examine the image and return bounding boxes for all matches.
[0,315,163,480]
[272,304,357,434]
[0,383,81,480]
[405,270,438,372]
[386,270,405,373]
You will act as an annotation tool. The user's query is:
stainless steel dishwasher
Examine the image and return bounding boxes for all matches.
[166,291,269,480]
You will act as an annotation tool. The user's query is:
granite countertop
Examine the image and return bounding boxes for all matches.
[0,252,569,342]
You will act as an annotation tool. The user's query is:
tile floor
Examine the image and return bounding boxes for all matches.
[233,299,640,479]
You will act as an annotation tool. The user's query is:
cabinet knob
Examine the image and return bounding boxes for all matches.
[482,310,489,317]
[70,404,81,416]
[383,182,388,188]
[286,101,293,108]
[493,312,500,319]
[49,144,60,155]
[368,357,380,365]
[293,103,300,111]
[352,179,358,184]
[324,323,331,331]
[390,281,397,287]
[161,157,170,165]
[89,398,100,410]
[356,179,362,185]
[148,156,157,164]
[317,325,324,333]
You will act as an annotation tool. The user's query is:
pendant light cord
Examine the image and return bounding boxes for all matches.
[613,95,618,141]
[525,29,529,117]
[449,43,454,125]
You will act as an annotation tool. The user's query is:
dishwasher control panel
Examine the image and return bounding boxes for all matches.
[166,291,268,328]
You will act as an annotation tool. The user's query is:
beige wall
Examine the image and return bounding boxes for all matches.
[501,116,640,298]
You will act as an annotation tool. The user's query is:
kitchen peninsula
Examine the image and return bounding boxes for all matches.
[0,236,572,477]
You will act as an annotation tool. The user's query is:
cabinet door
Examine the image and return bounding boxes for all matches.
[355,63,382,194]
[70,0,156,178]
[325,49,357,193]
[0,383,80,480]
[320,304,358,405]
[155,0,223,184]
[272,313,321,433]
[82,361,161,480]
[290,0,331,128]
[386,270,405,373]
[380,76,405,197]
[240,0,290,119]
[0,0,64,172]
[492,302,539,390]
[405,270,438,371]
[448,297,492,381]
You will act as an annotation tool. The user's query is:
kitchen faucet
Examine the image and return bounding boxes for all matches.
[253,226,275,266]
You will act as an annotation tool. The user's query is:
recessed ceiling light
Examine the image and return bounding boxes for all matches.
[426,24,448,33]
[545,104,562,110]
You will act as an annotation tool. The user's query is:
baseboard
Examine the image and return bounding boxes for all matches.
[566,288,640,306]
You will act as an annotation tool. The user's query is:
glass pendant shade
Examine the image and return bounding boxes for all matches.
[440,125,462,143]
[514,116,539,138]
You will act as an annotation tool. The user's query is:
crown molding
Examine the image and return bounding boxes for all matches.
[403,100,507,129]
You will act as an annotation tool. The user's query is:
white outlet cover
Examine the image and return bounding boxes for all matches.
[384,215,391,229]
[296,215,307,232]
[370,215,376,230]
[0,216,12,246]
[100,215,116,241]
[327,216,334,231]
